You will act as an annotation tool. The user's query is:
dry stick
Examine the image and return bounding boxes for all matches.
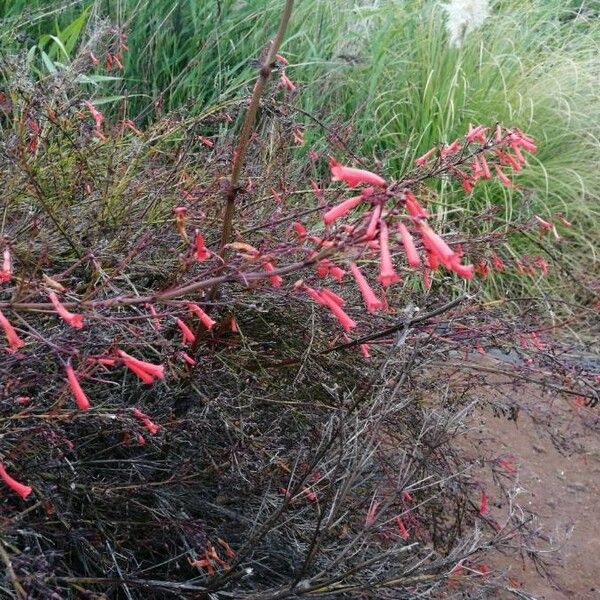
[0,248,333,312]
[322,295,469,354]
[54,577,208,593]
[0,543,27,600]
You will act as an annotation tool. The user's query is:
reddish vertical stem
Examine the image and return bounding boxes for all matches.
[192,0,295,354]
[215,0,295,269]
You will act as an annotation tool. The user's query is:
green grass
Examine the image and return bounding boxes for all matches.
[315,0,600,301]
[0,0,352,118]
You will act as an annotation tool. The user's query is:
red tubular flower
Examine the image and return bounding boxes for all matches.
[476,260,490,278]
[495,123,503,143]
[497,150,522,172]
[426,251,439,270]
[499,458,517,474]
[479,490,489,515]
[534,215,552,232]
[124,362,155,384]
[280,72,296,92]
[466,124,488,144]
[316,258,346,281]
[48,292,84,329]
[461,175,474,193]
[329,266,345,281]
[418,225,474,279]
[402,490,413,503]
[121,119,142,136]
[316,289,357,332]
[194,230,210,261]
[441,139,461,157]
[423,269,432,290]
[180,351,197,366]
[27,118,41,152]
[395,516,409,541]
[263,262,283,287]
[118,350,165,383]
[415,147,436,167]
[303,487,317,502]
[132,408,160,435]
[349,263,383,313]
[511,145,526,165]
[417,222,454,268]
[329,158,386,188]
[378,221,400,287]
[320,288,345,306]
[292,128,304,145]
[145,303,161,330]
[304,286,327,306]
[534,256,549,275]
[509,129,537,153]
[479,154,492,179]
[0,463,32,500]
[397,222,421,268]
[323,195,364,225]
[494,164,513,187]
[0,309,25,353]
[83,100,105,138]
[65,362,91,410]
[403,191,429,219]
[187,303,216,330]
[450,257,475,279]
[471,156,484,180]
[90,356,117,366]
[176,318,196,344]
[364,204,383,241]
[491,253,505,271]
[292,221,307,238]
[317,260,332,277]
[360,344,371,358]
[0,247,11,283]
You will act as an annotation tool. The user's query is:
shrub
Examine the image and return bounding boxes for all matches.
[0,3,597,598]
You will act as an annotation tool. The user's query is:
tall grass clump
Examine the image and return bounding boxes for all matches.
[319,0,599,301]
[0,0,355,120]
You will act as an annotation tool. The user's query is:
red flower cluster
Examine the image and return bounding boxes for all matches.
[299,124,538,335]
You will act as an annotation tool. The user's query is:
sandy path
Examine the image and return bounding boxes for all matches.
[465,398,600,599]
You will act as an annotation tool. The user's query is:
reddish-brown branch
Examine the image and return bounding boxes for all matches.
[215,0,296,260]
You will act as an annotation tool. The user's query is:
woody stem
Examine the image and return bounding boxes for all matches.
[197,0,295,354]
[216,0,295,268]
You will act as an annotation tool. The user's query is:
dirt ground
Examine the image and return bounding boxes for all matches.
[464,392,600,599]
